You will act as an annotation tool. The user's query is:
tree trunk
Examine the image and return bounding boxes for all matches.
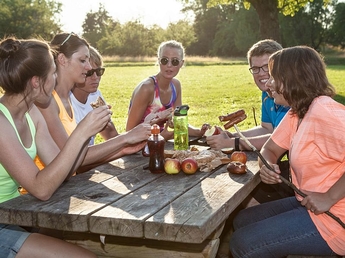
[249,0,281,42]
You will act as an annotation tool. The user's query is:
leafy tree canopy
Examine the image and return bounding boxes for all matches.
[0,0,62,39]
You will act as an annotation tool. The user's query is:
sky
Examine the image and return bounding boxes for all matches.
[58,0,192,34]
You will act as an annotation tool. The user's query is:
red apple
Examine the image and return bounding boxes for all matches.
[230,151,247,164]
[227,161,246,174]
[181,158,198,174]
[203,126,220,137]
[164,158,181,174]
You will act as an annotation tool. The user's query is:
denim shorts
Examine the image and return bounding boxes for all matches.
[0,223,30,258]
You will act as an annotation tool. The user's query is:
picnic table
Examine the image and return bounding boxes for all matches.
[0,141,261,258]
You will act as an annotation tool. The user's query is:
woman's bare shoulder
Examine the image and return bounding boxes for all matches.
[133,77,155,95]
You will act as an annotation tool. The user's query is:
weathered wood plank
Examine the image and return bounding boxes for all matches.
[0,153,153,229]
[89,167,215,238]
[144,152,260,243]
[36,162,164,231]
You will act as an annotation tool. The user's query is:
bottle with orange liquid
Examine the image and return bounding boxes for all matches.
[147,124,165,173]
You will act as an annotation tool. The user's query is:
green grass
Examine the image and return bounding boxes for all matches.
[96,63,345,143]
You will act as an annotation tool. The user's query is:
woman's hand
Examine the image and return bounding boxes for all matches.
[259,163,282,184]
[144,107,173,126]
[119,141,147,156]
[77,106,112,140]
[125,123,152,144]
[300,190,335,215]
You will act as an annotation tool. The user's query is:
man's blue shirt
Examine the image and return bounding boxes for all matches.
[261,91,289,128]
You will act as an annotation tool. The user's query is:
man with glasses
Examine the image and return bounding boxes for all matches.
[207,39,289,152]
[207,39,293,205]
[70,46,118,145]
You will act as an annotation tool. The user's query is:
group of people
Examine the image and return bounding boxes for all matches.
[0,31,344,257]
[0,33,206,257]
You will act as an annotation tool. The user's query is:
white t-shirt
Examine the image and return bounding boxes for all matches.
[70,90,105,145]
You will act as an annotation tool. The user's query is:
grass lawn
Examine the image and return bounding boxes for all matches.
[96,63,345,143]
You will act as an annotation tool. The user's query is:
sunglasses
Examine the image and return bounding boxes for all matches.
[159,57,181,67]
[60,32,75,47]
[86,67,105,77]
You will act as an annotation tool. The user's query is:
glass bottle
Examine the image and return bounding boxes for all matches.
[147,124,165,173]
[173,105,189,150]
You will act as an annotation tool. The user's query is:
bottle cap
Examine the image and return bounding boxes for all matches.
[174,105,189,116]
[151,124,160,134]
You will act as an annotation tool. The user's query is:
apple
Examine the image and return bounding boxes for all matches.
[164,158,181,174]
[181,158,198,174]
[230,151,247,164]
[204,126,220,137]
[227,161,246,174]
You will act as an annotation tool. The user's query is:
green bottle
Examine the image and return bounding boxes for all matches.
[173,105,189,150]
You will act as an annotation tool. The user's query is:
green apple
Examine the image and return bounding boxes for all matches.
[164,158,181,174]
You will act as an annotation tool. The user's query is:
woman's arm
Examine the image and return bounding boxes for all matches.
[35,96,69,150]
[126,79,154,131]
[301,173,345,214]
[259,137,288,184]
[79,123,151,169]
[0,105,111,201]
[99,120,118,141]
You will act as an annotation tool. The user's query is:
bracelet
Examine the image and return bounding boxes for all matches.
[234,137,240,151]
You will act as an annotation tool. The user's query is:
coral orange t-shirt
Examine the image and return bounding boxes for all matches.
[272,96,345,255]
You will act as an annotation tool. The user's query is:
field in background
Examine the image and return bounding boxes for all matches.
[96,63,345,143]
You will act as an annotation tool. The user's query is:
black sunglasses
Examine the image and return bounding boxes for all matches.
[159,57,181,67]
[86,67,105,77]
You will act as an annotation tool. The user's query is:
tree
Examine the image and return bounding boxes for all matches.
[82,4,117,49]
[280,0,337,50]
[181,0,332,42]
[211,6,259,56]
[329,2,345,48]
[0,0,62,39]
[165,20,196,51]
[185,2,235,55]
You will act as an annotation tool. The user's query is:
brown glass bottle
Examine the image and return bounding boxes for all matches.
[148,124,165,173]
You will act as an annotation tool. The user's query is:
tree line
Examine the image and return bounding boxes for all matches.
[0,0,344,57]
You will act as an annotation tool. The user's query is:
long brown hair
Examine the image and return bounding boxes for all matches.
[269,46,335,119]
[0,37,53,106]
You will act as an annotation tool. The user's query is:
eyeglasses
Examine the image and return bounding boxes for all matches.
[249,64,269,74]
[159,57,181,67]
[86,67,105,77]
[60,32,75,46]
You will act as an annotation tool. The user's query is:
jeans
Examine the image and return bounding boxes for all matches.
[229,197,336,258]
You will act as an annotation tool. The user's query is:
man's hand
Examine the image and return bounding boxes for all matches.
[206,130,232,150]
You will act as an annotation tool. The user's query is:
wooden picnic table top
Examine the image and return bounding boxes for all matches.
[0,141,260,245]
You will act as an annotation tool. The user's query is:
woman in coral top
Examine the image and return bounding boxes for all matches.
[230,46,345,257]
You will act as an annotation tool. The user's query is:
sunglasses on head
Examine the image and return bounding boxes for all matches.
[159,57,181,67]
[86,67,105,77]
[60,32,76,47]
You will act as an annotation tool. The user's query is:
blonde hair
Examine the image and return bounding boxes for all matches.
[89,46,102,67]
[157,40,185,60]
